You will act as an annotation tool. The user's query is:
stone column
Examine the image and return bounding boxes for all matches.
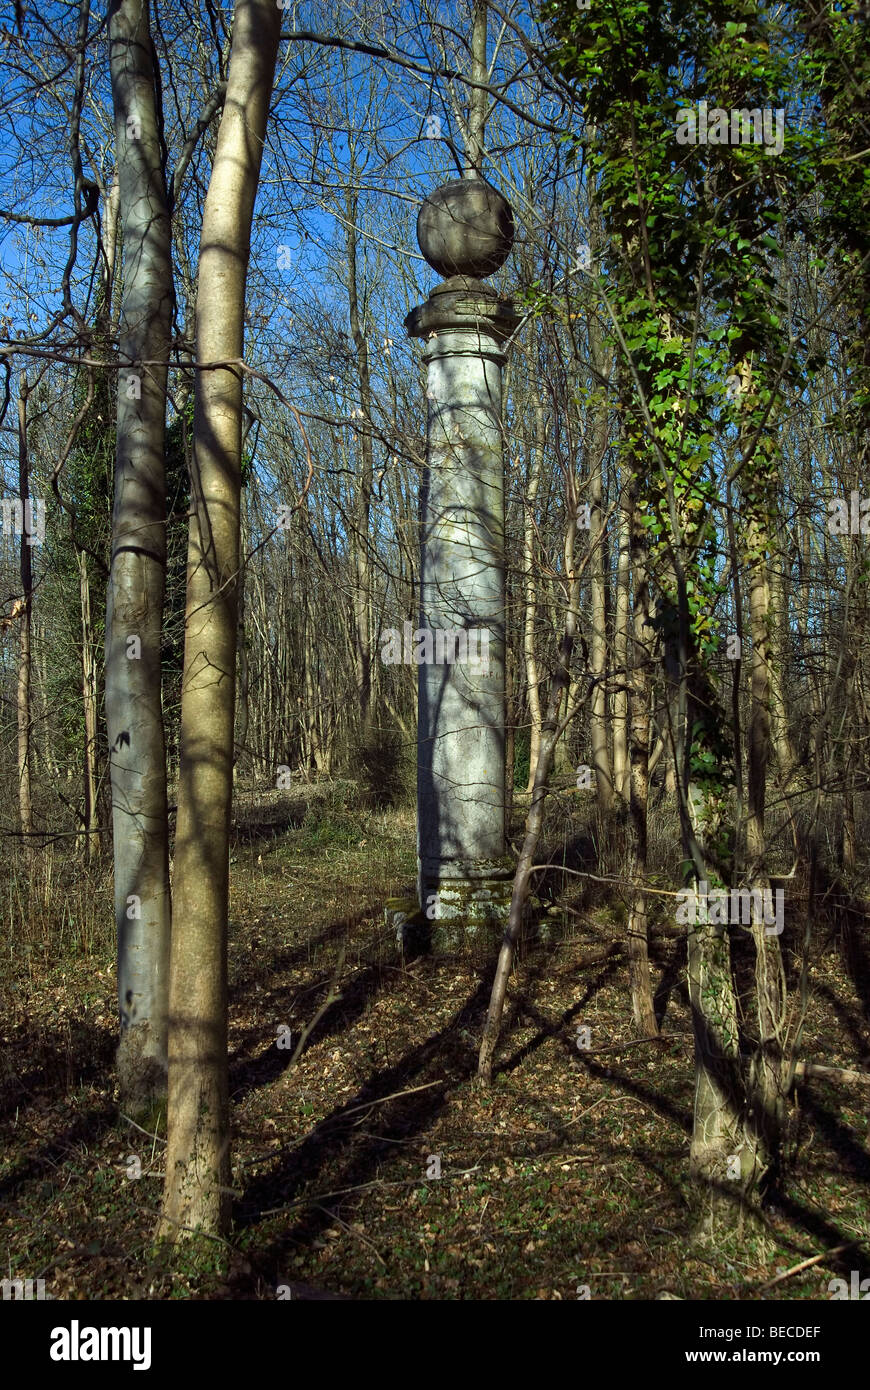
[404,180,518,950]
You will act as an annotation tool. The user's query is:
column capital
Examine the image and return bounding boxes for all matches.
[405,275,519,345]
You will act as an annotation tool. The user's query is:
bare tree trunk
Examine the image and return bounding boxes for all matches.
[665,754,677,796]
[478,504,582,1084]
[612,475,631,806]
[17,371,33,837]
[731,365,788,1197]
[465,0,488,177]
[744,502,787,1192]
[626,474,657,1036]
[235,502,250,780]
[746,509,771,876]
[79,550,100,863]
[505,645,516,838]
[588,318,612,814]
[553,685,575,775]
[768,542,796,778]
[839,541,863,875]
[102,174,120,317]
[106,0,173,1111]
[303,579,326,773]
[523,392,544,793]
[843,782,856,872]
[346,191,373,736]
[158,0,281,1243]
[655,473,745,1206]
[676,586,746,1204]
[34,618,55,779]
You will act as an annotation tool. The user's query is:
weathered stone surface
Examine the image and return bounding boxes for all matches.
[406,183,516,953]
[425,870,514,955]
[417,179,514,279]
[385,896,423,952]
[404,276,518,341]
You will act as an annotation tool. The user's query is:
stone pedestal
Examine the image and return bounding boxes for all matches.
[405,275,518,950]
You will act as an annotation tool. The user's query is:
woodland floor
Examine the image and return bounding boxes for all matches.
[1,781,869,1300]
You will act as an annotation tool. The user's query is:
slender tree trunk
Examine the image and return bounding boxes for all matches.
[36,619,56,779]
[346,192,373,737]
[587,319,612,814]
[839,541,862,874]
[725,481,745,857]
[677,582,746,1205]
[103,174,121,319]
[665,753,677,796]
[654,459,746,1207]
[303,579,326,773]
[626,473,657,1036]
[79,551,100,863]
[478,505,581,1083]
[505,646,516,838]
[612,475,631,806]
[745,509,771,875]
[744,501,787,1192]
[768,541,796,778]
[17,371,33,837]
[731,365,788,1197]
[158,0,281,1242]
[235,503,250,780]
[465,0,488,177]
[523,392,544,793]
[553,685,575,775]
[106,0,173,1110]
[843,781,856,872]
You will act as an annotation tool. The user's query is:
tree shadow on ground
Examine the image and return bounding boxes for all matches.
[228,906,382,999]
[229,959,391,1101]
[773,1188,870,1285]
[497,953,623,1077]
[231,974,493,1282]
[0,1101,116,1204]
[796,1087,870,1185]
[0,1020,115,1123]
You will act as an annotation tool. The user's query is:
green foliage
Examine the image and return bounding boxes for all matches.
[539,0,836,818]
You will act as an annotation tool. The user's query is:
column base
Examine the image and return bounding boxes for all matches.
[416,858,513,955]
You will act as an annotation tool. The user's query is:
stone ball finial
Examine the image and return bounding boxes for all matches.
[417,179,514,279]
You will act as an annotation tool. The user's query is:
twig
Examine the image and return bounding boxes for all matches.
[260,1177,429,1217]
[341,1079,445,1120]
[530,864,685,897]
[757,1243,857,1292]
[285,946,347,1070]
[237,1080,445,1169]
[119,1112,166,1145]
[573,1034,692,1054]
[313,1205,386,1267]
[260,1161,482,1218]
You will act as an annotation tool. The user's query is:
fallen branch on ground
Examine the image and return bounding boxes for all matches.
[757,1242,857,1292]
[791,1061,870,1086]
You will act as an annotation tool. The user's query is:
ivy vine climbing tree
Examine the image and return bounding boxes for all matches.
[543,0,819,1215]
